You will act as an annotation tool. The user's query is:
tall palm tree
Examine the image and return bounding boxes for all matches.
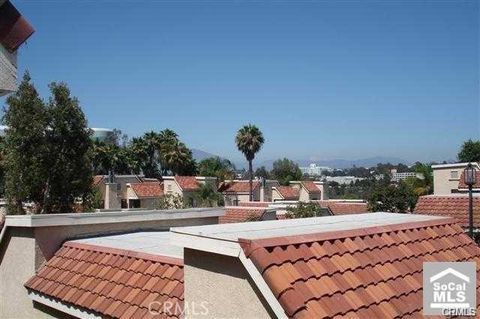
[235,124,264,201]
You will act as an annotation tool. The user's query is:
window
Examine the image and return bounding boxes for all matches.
[450,171,459,180]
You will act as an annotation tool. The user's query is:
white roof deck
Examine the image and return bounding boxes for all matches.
[72,231,183,258]
[171,212,447,242]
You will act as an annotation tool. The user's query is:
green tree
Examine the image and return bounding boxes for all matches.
[43,82,93,214]
[286,202,328,219]
[458,139,480,163]
[271,158,302,186]
[254,166,270,179]
[367,181,416,213]
[192,183,222,207]
[2,73,49,214]
[235,124,265,201]
[198,157,236,183]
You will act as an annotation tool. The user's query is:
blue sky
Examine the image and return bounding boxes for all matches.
[3,0,479,163]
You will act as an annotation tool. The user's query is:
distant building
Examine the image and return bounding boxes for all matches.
[162,176,217,207]
[219,179,279,205]
[390,169,424,182]
[299,163,332,176]
[432,162,480,195]
[0,0,34,96]
[324,176,364,185]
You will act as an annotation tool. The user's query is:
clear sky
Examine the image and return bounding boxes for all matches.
[2,0,479,163]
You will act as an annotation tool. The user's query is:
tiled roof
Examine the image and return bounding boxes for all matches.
[130,182,164,198]
[414,195,480,228]
[240,218,480,318]
[275,186,300,200]
[220,207,267,224]
[0,1,35,52]
[25,242,183,319]
[302,181,320,193]
[174,176,199,191]
[316,201,369,215]
[220,181,260,193]
[458,170,480,189]
[239,201,271,207]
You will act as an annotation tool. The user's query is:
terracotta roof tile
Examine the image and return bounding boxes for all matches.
[241,218,480,318]
[316,201,369,215]
[414,195,480,228]
[174,176,199,191]
[275,186,300,200]
[239,201,271,207]
[25,242,183,318]
[220,181,260,193]
[458,170,480,189]
[301,181,320,193]
[219,207,267,224]
[130,182,163,198]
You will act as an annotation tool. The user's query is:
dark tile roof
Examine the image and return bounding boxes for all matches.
[25,242,183,319]
[0,0,34,52]
[174,176,199,191]
[414,195,480,228]
[220,207,267,224]
[130,182,164,198]
[240,218,480,318]
[275,186,300,200]
[458,170,480,189]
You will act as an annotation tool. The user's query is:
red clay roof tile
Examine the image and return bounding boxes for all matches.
[219,207,267,224]
[24,242,183,319]
[275,186,300,200]
[414,195,480,228]
[301,181,320,193]
[130,182,163,198]
[220,181,260,193]
[174,176,199,191]
[241,218,480,318]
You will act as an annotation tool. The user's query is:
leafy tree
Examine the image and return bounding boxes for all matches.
[271,158,302,186]
[458,139,480,163]
[2,73,49,214]
[286,202,328,219]
[192,183,222,207]
[367,181,416,213]
[254,166,270,179]
[198,157,236,183]
[235,124,264,201]
[43,82,93,214]
[154,193,185,209]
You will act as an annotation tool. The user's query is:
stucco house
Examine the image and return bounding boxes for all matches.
[271,186,299,201]
[289,180,327,201]
[219,179,280,205]
[125,181,164,209]
[431,162,479,195]
[0,0,34,96]
[163,176,217,207]
[93,175,144,209]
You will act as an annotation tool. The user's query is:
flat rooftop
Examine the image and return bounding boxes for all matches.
[71,231,183,258]
[171,212,448,242]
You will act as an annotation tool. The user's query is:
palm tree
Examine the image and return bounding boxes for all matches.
[235,124,264,201]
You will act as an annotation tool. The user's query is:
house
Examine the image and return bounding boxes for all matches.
[219,179,279,205]
[414,194,480,231]
[93,174,144,209]
[0,0,34,96]
[219,206,277,224]
[271,186,299,201]
[432,162,480,195]
[125,181,163,209]
[289,180,327,201]
[162,176,217,207]
[2,209,480,318]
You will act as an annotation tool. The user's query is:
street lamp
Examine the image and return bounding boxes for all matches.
[464,163,477,239]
